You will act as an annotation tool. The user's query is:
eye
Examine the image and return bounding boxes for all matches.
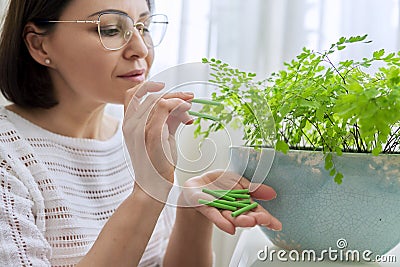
[139,22,150,34]
[99,26,122,37]
[134,23,147,35]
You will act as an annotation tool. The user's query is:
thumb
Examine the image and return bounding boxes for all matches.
[124,81,165,114]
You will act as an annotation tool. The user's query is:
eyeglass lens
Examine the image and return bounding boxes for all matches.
[98,13,168,50]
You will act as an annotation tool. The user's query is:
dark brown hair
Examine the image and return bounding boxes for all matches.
[0,0,153,109]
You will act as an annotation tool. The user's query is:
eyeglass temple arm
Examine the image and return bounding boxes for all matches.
[45,20,99,24]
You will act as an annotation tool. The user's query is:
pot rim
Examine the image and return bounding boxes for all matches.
[229,145,400,158]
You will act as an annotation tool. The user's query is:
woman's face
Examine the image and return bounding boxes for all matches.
[44,0,154,105]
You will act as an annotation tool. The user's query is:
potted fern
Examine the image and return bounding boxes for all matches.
[193,35,400,257]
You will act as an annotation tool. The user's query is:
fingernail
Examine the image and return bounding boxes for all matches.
[184,92,194,96]
[151,81,165,86]
[269,227,282,232]
[185,118,195,125]
[261,224,282,232]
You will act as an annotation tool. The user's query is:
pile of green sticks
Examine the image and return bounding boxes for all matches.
[198,188,258,217]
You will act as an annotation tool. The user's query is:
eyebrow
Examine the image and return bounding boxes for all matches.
[88,9,150,18]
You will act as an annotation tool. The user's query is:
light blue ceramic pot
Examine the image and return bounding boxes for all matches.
[230,146,400,256]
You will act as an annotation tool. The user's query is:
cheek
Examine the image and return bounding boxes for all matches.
[53,44,117,100]
[60,50,113,84]
[52,32,114,81]
[52,28,107,65]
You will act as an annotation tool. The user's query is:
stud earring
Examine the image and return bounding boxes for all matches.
[44,59,51,65]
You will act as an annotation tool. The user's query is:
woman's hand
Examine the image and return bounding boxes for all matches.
[181,170,282,235]
[123,82,194,200]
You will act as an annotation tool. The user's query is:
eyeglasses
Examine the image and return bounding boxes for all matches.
[42,12,168,51]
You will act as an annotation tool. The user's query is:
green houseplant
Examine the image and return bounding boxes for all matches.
[193,35,400,257]
[196,35,400,183]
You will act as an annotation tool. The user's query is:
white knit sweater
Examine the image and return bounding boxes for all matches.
[0,106,175,267]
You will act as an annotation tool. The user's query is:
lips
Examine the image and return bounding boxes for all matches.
[118,69,146,83]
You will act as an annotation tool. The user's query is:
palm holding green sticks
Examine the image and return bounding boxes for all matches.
[181,170,282,235]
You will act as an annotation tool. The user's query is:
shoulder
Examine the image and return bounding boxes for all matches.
[0,105,42,185]
[0,105,21,128]
[0,106,29,149]
[0,105,14,126]
[0,106,47,223]
[0,106,26,147]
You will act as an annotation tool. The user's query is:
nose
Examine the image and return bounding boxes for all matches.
[123,28,148,59]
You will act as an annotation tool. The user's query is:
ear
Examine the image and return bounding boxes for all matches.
[23,22,51,66]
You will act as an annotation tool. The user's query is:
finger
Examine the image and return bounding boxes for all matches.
[221,210,257,228]
[146,98,192,136]
[249,184,277,200]
[166,102,194,135]
[166,113,194,136]
[162,91,194,101]
[234,176,277,200]
[124,93,165,126]
[248,205,282,231]
[138,99,191,168]
[128,92,194,121]
[124,83,143,114]
[134,81,165,99]
[164,91,195,131]
[124,81,165,114]
[197,205,236,235]
[155,91,194,120]
[201,170,243,189]
[129,93,163,120]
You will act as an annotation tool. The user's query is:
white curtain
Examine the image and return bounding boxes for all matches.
[155,0,399,75]
[0,0,7,15]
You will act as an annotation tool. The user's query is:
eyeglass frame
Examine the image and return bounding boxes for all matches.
[40,11,168,51]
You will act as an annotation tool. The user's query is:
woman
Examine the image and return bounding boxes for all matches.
[0,0,282,266]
